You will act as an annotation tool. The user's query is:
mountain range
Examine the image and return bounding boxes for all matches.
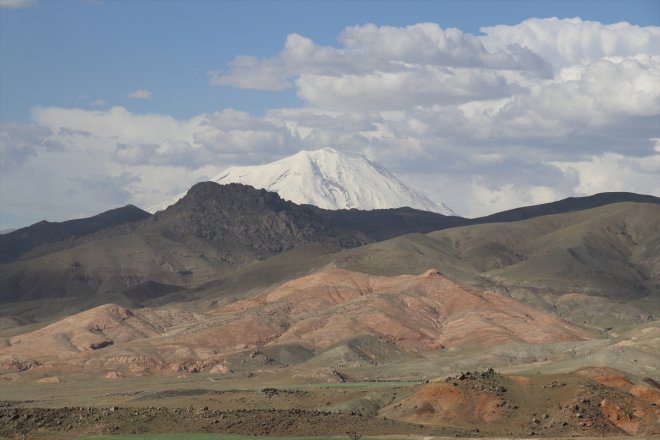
[0,179,658,329]
[1,162,659,438]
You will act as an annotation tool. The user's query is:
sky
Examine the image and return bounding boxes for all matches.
[1,0,659,228]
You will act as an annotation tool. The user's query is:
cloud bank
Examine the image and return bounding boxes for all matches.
[2,18,659,227]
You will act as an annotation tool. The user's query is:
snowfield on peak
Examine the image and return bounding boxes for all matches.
[148,148,457,215]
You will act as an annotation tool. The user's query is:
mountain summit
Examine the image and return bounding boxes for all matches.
[149,148,457,215]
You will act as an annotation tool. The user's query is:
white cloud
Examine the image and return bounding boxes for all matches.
[480,17,660,68]
[32,106,202,145]
[338,22,550,73]
[0,0,36,8]
[551,151,660,196]
[70,172,140,205]
[295,67,524,111]
[466,181,563,218]
[209,19,659,123]
[2,19,659,228]
[210,22,551,94]
[0,123,64,170]
[192,109,301,162]
[126,89,153,99]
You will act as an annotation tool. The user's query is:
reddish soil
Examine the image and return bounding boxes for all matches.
[382,369,660,437]
[0,269,589,378]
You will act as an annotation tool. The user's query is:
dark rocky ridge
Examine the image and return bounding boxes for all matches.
[0,182,369,305]
[311,206,466,241]
[0,205,151,263]
[153,182,368,256]
[471,192,660,224]
[4,187,658,265]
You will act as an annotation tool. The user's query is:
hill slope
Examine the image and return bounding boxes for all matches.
[324,202,660,328]
[0,269,588,376]
[333,202,659,300]
[1,191,658,329]
[0,182,368,305]
[473,192,659,224]
[0,205,151,263]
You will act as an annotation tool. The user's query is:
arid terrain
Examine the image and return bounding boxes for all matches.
[1,366,659,439]
[0,187,658,439]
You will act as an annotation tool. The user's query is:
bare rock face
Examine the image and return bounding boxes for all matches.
[155,182,369,256]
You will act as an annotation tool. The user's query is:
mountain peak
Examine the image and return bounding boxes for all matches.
[148,149,457,215]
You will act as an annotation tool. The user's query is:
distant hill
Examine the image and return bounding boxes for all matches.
[309,192,660,242]
[150,200,660,329]
[334,202,659,299]
[311,206,467,241]
[1,186,658,328]
[0,205,151,263]
[5,189,656,264]
[326,202,660,329]
[0,182,368,304]
[471,192,659,224]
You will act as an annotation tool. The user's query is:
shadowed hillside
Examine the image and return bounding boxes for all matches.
[1,188,658,330]
[472,192,659,224]
[0,205,151,263]
[0,183,368,305]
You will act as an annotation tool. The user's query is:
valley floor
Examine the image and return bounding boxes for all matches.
[2,366,658,439]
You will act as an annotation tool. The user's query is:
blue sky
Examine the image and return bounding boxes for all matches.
[1,0,659,228]
[2,0,658,121]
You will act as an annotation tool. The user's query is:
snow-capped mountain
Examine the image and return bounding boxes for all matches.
[148,148,458,216]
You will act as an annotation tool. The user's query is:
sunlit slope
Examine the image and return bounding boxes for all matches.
[429,202,659,299]
[333,202,659,300]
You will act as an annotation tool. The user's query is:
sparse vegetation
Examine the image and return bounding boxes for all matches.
[76,435,357,440]
[1,195,658,439]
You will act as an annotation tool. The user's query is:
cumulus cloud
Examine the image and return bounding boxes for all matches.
[338,22,550,72]
[32,106,202,144]
[0,123,64,170]
[295,67,525,111]
[551,151,660,196]
[112,139,227,169]
[210,22,552,99]
[2,19,659,227]
[70,172,140,205]
[193,109,301,160]
[126,89,153,99]
[480,18,660,68]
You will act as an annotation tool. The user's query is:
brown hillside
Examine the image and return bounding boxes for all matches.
[0,269,588,376]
